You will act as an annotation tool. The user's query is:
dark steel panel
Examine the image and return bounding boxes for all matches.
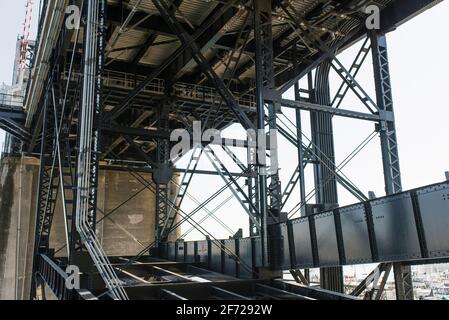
[185,241,196,263]
[167,242,176,261]
[238,238,253,279]
[196,240,209,264]
[253,237,263,267]
[210,240,223,273]
[371,193,422,261]
[280,223,291,270]
[291,218,314,268]
[159,243,168,259]
[175,241,185,262]
[314,211,340,267]
[223,239,237,277]
[417,183,449,258]
[340,204,372,265]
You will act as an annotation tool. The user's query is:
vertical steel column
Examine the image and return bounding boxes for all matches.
[30,92,55,299]
[295,74,310,282]
[30,0,73,297]
[311,62,344,293]
[254,0,283,270]
[294,81,307,215]
[370,31,413,300]
[247,116,259,237]
[155,97,173,245]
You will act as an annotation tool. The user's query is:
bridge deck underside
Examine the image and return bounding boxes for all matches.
[38,254,357,300]
[25,0,440,160]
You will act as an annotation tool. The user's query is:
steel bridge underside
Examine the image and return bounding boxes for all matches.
[15,0,448,300]
[35,179,449,299]
[36,254,357,300]
[23,0,442,158]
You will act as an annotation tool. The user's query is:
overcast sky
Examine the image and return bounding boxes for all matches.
[0,1,448,241]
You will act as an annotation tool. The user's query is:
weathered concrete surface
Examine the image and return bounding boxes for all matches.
[0,157,180,300]
[50,168,180,257]
[0,157,39,300]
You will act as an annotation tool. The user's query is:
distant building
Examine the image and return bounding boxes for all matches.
[1,36,35,154]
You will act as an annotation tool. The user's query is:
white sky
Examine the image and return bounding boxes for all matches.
[0,1,448,241]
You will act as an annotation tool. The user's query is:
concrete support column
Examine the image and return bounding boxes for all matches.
[0,157,40,300]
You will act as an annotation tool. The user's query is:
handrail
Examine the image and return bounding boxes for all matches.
[36,254,98,300]
[0,93,24,108]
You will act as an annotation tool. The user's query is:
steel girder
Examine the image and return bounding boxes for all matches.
[203,146,260,231]
[155,97,173,244]
[281,99,381,122]
[370,30,413,300]
[103,0,243,124]
[275,0,442,93]
[0,95,30,144]
[291,82,308,214]
[371,33,402,199]
[0,118,30,144]
[278,0,410,295]
[147,0,279,263]
[160,179,449,275]
[30,0,116,299]
[34,254,359,300]
[252,0,284,271]
[30,85,61,299]
[150,0,254,131]
[29,5,81,296]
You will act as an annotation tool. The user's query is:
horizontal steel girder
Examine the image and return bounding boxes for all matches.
[159,180,449,271]
[281,99,383,122]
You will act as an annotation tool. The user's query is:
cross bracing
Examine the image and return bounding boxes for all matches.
[0,0,445,300]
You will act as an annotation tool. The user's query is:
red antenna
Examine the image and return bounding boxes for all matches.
[18,0,34,72]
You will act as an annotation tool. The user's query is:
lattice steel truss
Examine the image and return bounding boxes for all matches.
[6,0,444,300]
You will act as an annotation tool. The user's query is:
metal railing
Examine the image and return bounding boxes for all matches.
[0,93,24,109]
[36,254,72,300]
[62,69,256,109]
[36,254,99,300]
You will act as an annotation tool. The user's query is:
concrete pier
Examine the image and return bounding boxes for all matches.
[0,156,179,299]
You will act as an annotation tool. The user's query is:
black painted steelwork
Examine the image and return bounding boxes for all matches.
[253,0,283,270]
[0,94,29,143]
[159,180,449,273]
[371,30,412,300]
[21,0,447,300]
